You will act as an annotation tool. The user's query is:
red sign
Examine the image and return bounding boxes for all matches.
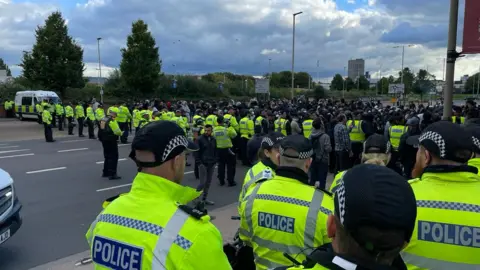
[462,0,480,54]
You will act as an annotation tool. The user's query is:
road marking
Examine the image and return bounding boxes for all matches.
[0,153,35,159]
[0,145,19,149]
[118,144,131,147]
[96,171,194,192]
[0,144,9,146]
[57,148,89,153]
[96,158,128,164]
[0,149,30,154]
[26,167,66,174]
[60,139,90,143]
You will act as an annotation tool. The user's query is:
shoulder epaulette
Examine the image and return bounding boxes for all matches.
[254,168,274,183]
[178,204,209,221]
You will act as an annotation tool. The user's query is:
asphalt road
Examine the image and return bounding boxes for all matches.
[0,134,247,270]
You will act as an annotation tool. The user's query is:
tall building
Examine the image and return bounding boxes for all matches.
[348,59,365,79]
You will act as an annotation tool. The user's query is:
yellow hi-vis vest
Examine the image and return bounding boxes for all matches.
[279,118,287,136]
[85,173,231,270]
[205,114,217,127]
[389,125,407,150]
[213,126,235,148]
[347,120,365,142]
[238,175,334,270]
[452,116,465,124]
[255,116,264,127]
[239,117,254,139]
[302,119,313,138]
[274,119,280,132]
[401,170,480,269]
[239,161,275,204]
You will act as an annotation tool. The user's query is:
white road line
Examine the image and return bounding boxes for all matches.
[0,144,9,146]
[118,144,131,147]
[57,148,89,153]
[60,139,90,143]
[0,149,30,154]
[26,167,66,174]
[0,153,35,159]
[96,171,194,192]
[0,145,19,149]
[96,158,128,164]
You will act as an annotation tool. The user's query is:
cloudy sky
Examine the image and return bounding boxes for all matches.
[1,0,479,82]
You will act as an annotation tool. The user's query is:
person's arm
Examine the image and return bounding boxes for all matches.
[180,225,232,270]
[342,127,351,152]
[227,126,237,138]
[323,134,332,153]
[109,121,123,136]
[194,138,203,164]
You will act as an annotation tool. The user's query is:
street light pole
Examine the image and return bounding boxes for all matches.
[343,66,346,98]
[443,0,460,119]
[268,58,272,78]
[96,37,103,104]
[291,11,303,99]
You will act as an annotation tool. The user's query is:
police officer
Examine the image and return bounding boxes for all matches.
[86,103,96,139]
[398,117,421,178]
[466,124,480,173]
[42,104,54,142]
[238,134,334,269]
[239,110,255,166]
[346,112,366,165]
[255,109,269,135]
[117,102,132,144]
[65,102,75,135]
[75,101,86,137]
[276,164,417,270]
[402,121,480,268]
[239,132,284,203]
[55,101,65,131]
[86,121,231,269]
[214,115,237,186]
[98,111,122,180]
[95,103,105,139]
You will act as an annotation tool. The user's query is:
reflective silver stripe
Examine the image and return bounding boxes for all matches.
[238,227,252,238]
[417,200,480,213]
[254,253,284,269]
[401,252,479,270]
[240,169,256,200]
[303,190,325,247]
[87,210,104,245]
[152,208,191,268]
[253,236,304,254]
[245,183,263,235]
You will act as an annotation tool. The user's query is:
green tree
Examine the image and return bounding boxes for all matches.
[355,75,370,91]
[413,69,435,101]
[20,12,84,98]
[465,73,479,93]
[294,72,311,88]
[376,77,390,94]
[330,74,344,91]
[120,19,162,96]
[0,58,12,76]
[345,77,355,91]
[313,85,326,99]
[395,67,415,93]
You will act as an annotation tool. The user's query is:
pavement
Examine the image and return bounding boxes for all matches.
[0,119,333,270]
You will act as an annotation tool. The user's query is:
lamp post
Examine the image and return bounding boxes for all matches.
[343,66,346,98]
[291,11,303,99]
[268,58,272,78]
[393,44,414,104]
[96,37,103,103]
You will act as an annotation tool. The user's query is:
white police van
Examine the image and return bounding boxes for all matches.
[0,169,22,246]
[14,90,61,120]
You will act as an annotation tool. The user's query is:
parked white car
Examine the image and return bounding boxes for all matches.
[0,169,22,246]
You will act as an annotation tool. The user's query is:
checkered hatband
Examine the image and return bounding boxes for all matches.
[162,135,189,161]
[335,178,347,225]
[261,137,274,147]
[419,131,446,158]
[279,146,313,159]
[473,136,480,152]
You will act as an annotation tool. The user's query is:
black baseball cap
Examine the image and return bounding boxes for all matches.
[129,120,198,167]
[363,134,391,154]
[334,164,417,253]
[464,124,480,154]
[279,134,313,159]
[409,121,473,163]
[261,132,285,150]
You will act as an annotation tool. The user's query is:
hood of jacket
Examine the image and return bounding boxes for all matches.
[310,128,325,138]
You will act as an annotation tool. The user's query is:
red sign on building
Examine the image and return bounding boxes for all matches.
[462,0,480,54]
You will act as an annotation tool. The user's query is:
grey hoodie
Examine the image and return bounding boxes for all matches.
[310,128,332,164]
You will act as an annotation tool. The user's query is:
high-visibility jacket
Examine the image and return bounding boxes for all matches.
[65,106,74,117]
[75,105,85,118]
[239,160,275,204]
[86,107,96,121]
[224,114,239,131]
[239,117,254,139]
[274,119,281,132]
[205,114,217,127]
[42,110,52,125]
[192,115,204,125]
[171,116,187,134]
[48,104,55,113]
[452,116,465,124]
[347,120,365,142]
[99,117,123,141]
[279,118,287,136]
[132,109,140,127]
[468,158,480,175]
[36,103,43,114]
[55,104,65,115]
[86,172,231,270]
[389,125,407,150]
[117,106,131,123]
[4,101,11,110]
[238,171,334,270]
[255,116,265,131]
[213,126,236,148]
[302,119,313,138]
[401,167,480,269]
[95,108,105,121]
[107,106,119,115]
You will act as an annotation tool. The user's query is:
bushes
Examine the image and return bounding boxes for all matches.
[0,82,26,100]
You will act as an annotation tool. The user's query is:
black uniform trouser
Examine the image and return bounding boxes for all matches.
[217,148,236,185]
[194,160,200,179]
[118,122,129,143]
[37,114,42,124]
[335,151,351,173]
[57,115,64,130]
[87,118,95,138]
[96,121,101,139]
[351,142,363,166]
[51,113,57,127]
[240,137,249,165]
[44,123,53,142]
[102,140,119,176]
[77,117,84,136]
[67,117,74,134]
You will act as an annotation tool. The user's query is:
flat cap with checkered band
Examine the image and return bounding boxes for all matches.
[464,124,480,154]
[261,132,285,150]
[129,120,198,167]
[334,164,417,254]
[410,121,473,163]
[279,134,313,160]
[363,134,391,154]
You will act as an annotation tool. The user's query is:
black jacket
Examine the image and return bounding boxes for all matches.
[194,134,217,165]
